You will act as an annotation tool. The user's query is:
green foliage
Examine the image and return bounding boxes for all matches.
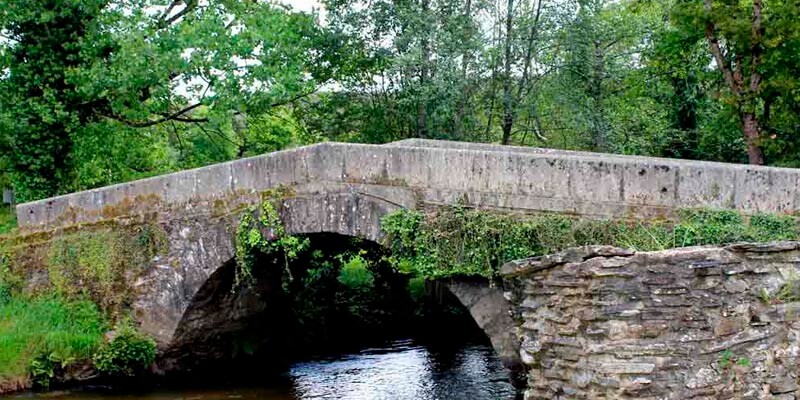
[0,261,21,306]
[281,235,419,350]
[407,276,427,303]
[774,269,800,303]
[718,349,735,370]
[0,0,350,201]
[0,295,106,385]
[46,225,167,315]
[0,208,16,236]
[0,241,20,305]
[337,251,375,289]
[235,201,309,289]
[382,207,800,279]
[92,322,156,377]
[718,349,751,383]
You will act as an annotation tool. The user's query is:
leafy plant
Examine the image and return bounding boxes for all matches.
[337,251,375,289]
[776,272,800,303]
[29,351,76,389]
[718,349,751,384]
[92,322,156,377]
[235,201,309,289]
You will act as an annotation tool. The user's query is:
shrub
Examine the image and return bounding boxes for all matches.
[381,207,800,279]
[0,208,15,236]
[337,252,375,289]
[93,323,156,377]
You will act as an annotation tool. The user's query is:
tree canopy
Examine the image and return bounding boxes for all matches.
[2,0,800,202]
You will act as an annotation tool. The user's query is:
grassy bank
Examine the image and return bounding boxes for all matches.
[382,208,800,279]
[0,296,106,390]
[0,293,157,392]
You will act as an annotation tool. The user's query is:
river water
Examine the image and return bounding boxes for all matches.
[10,339,520,400]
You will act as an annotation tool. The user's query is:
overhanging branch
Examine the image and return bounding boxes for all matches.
[105,103,205,128]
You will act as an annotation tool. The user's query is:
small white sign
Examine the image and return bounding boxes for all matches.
[2,188,13,205]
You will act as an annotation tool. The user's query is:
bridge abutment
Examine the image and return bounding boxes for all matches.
[502,243,800,399]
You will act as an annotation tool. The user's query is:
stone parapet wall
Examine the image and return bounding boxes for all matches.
[16,140,800,233]
[501,242,800,399]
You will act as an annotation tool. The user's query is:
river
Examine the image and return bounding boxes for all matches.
[9,339,520,400]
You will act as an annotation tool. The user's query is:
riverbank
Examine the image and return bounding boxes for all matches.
[0,295,155,395]
[0,296,105,394]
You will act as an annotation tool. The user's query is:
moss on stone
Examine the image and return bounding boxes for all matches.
[46,224,167,317]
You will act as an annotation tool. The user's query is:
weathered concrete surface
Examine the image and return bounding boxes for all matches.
[17,139,800,232]
[502,242,800,399]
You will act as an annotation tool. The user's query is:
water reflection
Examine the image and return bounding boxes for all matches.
[11,339,518,400]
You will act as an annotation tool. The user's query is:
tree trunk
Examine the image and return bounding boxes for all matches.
[589,39,607,151]
[501,0,514,145]
[703,0,766,165]
[742,112,765,165]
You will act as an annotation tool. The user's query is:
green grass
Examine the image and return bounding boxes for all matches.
[0,207,16,236]
[0,295,106,383]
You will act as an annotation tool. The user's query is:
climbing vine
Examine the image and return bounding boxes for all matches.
[381,207,800,279]
[234,201,309,289]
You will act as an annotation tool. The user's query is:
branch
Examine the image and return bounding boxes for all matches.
[749,0,764,93]
[269,87,320,108]
[703,0,740,95]
[157,0,198,29]
[0,33,19,43]
[106,103,204,128]
[170,116,209,123]
[161,0,181,22]
[192,122,231,155]
[193,121,243,148]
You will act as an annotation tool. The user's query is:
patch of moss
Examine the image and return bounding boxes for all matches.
[46,224,167,316]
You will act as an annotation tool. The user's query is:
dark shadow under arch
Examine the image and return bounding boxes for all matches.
[161,213,522,374]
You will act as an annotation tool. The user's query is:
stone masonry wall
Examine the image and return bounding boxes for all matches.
[501,242,800,399]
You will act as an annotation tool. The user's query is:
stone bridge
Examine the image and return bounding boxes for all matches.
[14,139,800,395]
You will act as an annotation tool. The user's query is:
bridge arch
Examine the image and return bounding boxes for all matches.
[137,191,520,371]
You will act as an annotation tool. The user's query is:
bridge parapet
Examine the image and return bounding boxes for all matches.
[16,140,800,233]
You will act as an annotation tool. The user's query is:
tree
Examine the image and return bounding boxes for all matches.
[0,0,343,201]
[323,0,491,141]
[0,0,110,201]
[672,0,800,165]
